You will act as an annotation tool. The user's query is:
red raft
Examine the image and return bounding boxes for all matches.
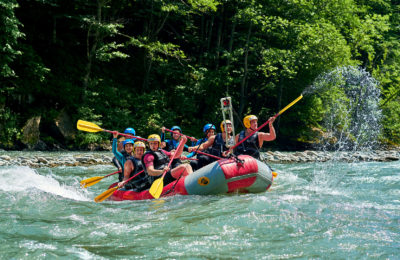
[109,155,274,201]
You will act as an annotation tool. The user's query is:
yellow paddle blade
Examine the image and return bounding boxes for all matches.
[149,177,164,199]
[272,172,278,178]
[80,176,104,188]
[94,186,118,203]
[77,120,103,133]
[277,95,303,116]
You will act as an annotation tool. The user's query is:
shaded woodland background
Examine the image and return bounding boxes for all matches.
[1,0,400,150]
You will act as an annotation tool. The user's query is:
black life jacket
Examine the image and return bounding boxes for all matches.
[142,149,170,183]
[205,133,229,157]
[165,139,182,167]
[125,156,150,191]
[235,130,260,159]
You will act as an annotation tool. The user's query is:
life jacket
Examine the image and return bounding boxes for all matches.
[205,133,228,157]
[142,149,170,184]
[194,138,208,159]
[125,156,150,192]
[165,139,182,167]
[235,130,260,159]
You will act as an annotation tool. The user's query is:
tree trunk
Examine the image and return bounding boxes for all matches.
[238,24,252,118]
[82,0,104,102]
[215,7,223,70]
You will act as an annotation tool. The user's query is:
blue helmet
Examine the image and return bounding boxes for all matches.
[124,127,136,136]
[171,126,182,132]
[123,139,134,147]
[203,123,216,133]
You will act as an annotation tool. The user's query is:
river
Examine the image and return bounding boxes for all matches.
[0,151,399,259]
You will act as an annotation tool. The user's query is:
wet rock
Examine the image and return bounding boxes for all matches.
[0,155,11,161]
[37,157,49,164]
[21,116,41,149]
[54,109,76,141]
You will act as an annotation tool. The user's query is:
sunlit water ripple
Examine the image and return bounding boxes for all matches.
[0,153,399,259]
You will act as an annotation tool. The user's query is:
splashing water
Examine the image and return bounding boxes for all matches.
[0,166,90,201]
[303,66,382,151]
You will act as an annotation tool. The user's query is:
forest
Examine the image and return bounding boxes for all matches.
[1,0,400,150]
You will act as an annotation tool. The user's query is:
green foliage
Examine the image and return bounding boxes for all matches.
[0,0,23,78]
[0,107,20,148]
[381,98,400,144]
[1,0,400,149]
[75,106,105,147]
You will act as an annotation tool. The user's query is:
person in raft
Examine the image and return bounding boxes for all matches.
[187,120,234,166]
[160,125,191,168]
[118,141,151,191]
[143,134,193,186]
[112,131,136,182]
[234,115,276,159]
[186,123,218,170]
[112,127,136,180]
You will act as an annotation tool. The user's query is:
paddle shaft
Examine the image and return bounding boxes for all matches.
[165,128,198,142]
[104,170,121,178]
[194,150,223,160]
[78,122,148,141]
[109,130,148,142]
[231,95,303,150]
[160,139,185,179]
[152,136,186,192]
[120,170,144,187]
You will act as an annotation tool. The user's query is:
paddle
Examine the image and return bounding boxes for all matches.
[94,170,144,203]
[80,170,121,188]
[231,95,303,150]
[77,120,148,141]
[164,128,198,142]
[149,137,186,199]
[193,150,223,160]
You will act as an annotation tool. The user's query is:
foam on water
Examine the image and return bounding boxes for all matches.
[0,166,90,201]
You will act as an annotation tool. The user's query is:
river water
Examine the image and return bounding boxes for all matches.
[0,152,399,259]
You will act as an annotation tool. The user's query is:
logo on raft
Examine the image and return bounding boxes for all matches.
[197,177,210,186]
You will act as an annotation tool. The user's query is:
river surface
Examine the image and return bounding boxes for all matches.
[0,151,399,259]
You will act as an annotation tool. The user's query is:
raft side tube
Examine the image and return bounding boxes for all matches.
[184,161,228,195]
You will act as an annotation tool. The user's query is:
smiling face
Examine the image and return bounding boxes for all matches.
[250,119,258,130]
[206,129,215,138]
[225,123,232,134]
[148,141,159,151]
[134,147,145,158]
[172,130,181,141]
[124,143,134,154]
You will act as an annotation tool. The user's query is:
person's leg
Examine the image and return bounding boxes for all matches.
[190,160,201,171]
[171,164,192,179]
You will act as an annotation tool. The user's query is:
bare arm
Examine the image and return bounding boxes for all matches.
[258,117,276,145]
[172,136,187,158]
[199,135,215,150]
[147,165,169,176]
[122,160,134,181]
[118,160,134,187]
[188,136,215,152]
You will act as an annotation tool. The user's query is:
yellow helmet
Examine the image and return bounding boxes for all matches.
[147,134,161,145]
[220,120,232,132]
[243,115,258,128]
[134,141,146,149]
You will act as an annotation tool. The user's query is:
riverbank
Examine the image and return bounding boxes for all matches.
[0,150,398,168]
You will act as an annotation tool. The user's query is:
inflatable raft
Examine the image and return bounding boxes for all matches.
[109,155,274,201]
